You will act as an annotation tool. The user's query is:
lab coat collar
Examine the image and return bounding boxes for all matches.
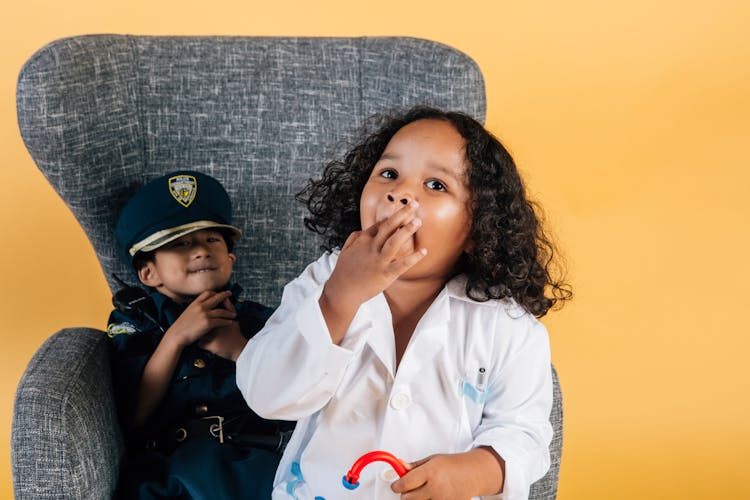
[360,283,454,380]
[358,274,497,379]
[394,287,452,381]
[443,274,500,308]
[359,293,395,376]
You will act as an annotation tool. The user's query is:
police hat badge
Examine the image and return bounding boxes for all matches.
[169,174,197,207]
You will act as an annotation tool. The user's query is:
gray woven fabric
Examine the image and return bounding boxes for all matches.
[16,35,486,304]
[11,328,123,499]
[14,35,560,499]
[530,366,564,499]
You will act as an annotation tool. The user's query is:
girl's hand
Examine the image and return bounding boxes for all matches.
[390,448,504,500]
[330,200,426,303]
[320,201,426,343]
[165,290,237,348]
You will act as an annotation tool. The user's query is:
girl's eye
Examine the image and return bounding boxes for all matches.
[207,237,221,243]
[426,180,446,192]
[379,169,397,179]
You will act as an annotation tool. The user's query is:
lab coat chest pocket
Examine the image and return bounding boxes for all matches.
[458,360,489,440]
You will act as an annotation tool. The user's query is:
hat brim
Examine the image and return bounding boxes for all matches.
[129,220,242,257]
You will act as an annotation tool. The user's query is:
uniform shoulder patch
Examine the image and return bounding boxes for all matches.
[107,322,139,338]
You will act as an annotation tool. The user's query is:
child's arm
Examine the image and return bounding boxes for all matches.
[319,200,425,343]
[391,447,504,499]
[394,315,552,500]
[134,289,236,426]
[237,203,425,420]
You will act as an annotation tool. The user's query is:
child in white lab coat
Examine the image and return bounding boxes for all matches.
[236,106,572,500]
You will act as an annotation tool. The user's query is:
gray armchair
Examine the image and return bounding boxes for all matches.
[13,35,562,499]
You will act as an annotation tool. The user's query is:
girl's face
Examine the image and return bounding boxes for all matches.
[360,118,473,281]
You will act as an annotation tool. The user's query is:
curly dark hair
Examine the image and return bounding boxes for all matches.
[296,106,571,317]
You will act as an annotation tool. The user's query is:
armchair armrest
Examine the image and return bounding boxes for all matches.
[529,365,563,499]
[12,328,123,499]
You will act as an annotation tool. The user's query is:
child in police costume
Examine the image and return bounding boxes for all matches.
[108,170,291,499]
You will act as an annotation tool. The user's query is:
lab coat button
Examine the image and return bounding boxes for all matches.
[193,358,206,368]
[390,392,411,410]
[380,467,400,482]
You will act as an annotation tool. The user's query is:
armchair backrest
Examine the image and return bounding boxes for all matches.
[16,35,486,305]
[15,36,561,500]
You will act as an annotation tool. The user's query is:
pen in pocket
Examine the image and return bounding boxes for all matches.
[476,367,487,391]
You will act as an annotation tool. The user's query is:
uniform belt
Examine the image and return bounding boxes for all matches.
[147,415,292,455]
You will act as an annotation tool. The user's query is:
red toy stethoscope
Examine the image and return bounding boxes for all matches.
[342,451,408,489]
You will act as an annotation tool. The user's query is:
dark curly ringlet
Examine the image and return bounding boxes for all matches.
[296,106,572,317]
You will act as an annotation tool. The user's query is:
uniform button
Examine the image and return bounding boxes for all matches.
[193,358,206,368]
[195,404,208,415]
[380,467,400,482]
[175,427,188,442]
[390,392,411,410]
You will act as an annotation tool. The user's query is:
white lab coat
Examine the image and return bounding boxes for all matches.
[237,252,553,500]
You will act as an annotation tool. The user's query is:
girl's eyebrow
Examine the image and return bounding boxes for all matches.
[428,162,464,182]
[378,153,463,180]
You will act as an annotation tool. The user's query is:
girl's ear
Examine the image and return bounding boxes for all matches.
[463,239,475,254]
[228,253,237,264]
[137,261,161,288]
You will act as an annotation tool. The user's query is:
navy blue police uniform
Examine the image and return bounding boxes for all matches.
[108,171,292,499]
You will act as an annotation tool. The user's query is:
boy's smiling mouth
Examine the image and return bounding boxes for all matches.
[188,266,217,274]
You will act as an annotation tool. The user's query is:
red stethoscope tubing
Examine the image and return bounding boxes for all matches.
[343,450,408,487]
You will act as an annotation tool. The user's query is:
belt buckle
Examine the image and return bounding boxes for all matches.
[201,415,225,444]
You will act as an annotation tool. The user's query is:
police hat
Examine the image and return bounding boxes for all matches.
[115,171,241,266]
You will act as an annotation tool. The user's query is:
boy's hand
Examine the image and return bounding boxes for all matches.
[198,298,248,361]
[390,448,504,500]
[165,290,237,348]
[320,201,426,343]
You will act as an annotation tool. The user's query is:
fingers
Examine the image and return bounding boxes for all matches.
[380,217,422,260]
[363,200,419,243]
[407,457,430,469]
[365,200,419,244]
[184,290,237,325]
[387,247,427,277]
[206,308,237,321]
[222,297,237,314]
[341,231,361,250]
[190,291,237,315]
[390,465,427,495]
[195,289,234,307]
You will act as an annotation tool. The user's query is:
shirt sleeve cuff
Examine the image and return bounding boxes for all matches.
[473,429,550,500]
[295,285,369,393]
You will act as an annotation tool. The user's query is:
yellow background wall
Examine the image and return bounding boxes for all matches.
[3,1,749,498]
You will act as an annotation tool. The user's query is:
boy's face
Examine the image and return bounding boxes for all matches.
[137,228,236,303]
[359,118,473,281]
